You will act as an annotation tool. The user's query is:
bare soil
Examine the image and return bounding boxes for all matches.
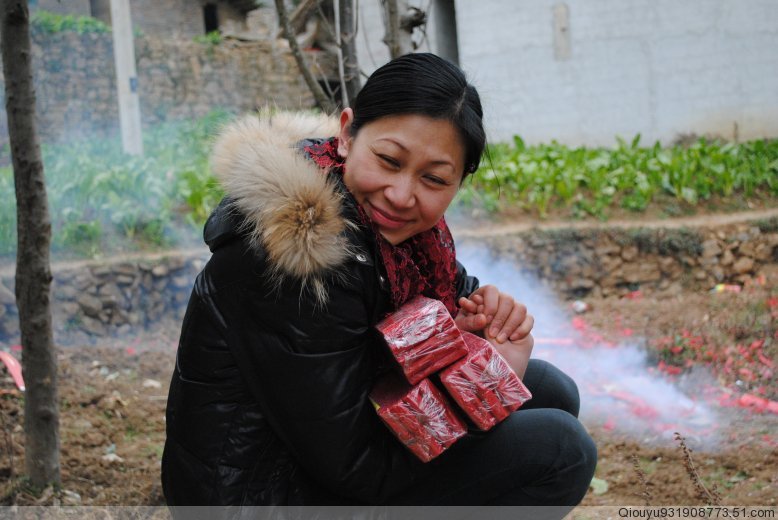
[0,223,776,507]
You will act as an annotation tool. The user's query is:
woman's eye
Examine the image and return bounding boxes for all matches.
[424,175,448,186]
[378,155,400,168]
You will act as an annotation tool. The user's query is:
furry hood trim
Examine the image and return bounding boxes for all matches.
[211,111,351,303]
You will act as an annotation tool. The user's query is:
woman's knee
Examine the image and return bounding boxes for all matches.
[514,409,597,505]
[522,359,581,417]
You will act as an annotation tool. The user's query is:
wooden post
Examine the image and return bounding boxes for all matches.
[110,0,143,155]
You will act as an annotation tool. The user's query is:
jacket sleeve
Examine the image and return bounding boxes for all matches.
[207,244,424,504]
[455,260,480,301]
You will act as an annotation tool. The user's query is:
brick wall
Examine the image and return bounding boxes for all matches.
[356,0,778,145]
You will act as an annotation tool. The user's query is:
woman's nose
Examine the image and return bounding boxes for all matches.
[384,174,416,209]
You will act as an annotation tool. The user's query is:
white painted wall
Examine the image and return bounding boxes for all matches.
[356,0,778,146]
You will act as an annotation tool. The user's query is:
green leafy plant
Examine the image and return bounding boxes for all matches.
[456,135,778,219]
[31,10,110,35]
[194,30,223,46]
[0,110,232,259]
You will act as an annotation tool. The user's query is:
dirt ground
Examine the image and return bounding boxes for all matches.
[0,261,776,507]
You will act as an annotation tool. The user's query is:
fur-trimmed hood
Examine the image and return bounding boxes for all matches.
[210,111,352,302]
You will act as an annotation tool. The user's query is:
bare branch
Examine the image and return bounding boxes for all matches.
[274,0,337,113]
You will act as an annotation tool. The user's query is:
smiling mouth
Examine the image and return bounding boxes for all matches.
[366,202,410,230]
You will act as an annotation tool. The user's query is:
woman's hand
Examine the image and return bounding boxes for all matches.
[455,285,534,344]
[487,334,534,379]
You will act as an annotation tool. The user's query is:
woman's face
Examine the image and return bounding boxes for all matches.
[337,109,465,245]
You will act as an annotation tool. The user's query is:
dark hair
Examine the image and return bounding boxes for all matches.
[351,53,485,179]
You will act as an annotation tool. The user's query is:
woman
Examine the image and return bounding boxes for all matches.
[162,53,596,507]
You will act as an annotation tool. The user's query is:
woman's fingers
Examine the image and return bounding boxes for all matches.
[488,293,515,340]
[509,313,534,341]
[457,296,479,315]
[494,302,527,343]
[475,285,499,323]
[454,311,488,332]
[466,286,533,343]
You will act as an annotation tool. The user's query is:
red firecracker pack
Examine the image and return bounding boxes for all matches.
[376,296,468,385]
[369,372,467,462]
[440,331,532,431]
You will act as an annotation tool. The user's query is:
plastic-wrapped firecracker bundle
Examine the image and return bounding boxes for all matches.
[440,331,533,431]
[376,296,468,385]
[369,372,467,462]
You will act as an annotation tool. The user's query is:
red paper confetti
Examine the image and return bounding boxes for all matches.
[0,351,25,391]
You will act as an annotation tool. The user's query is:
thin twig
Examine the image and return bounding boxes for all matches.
[674,432,722,505]
[630,454,652,506]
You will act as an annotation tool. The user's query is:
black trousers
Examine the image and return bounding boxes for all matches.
[386,359,597,509]
[170,360,596,520]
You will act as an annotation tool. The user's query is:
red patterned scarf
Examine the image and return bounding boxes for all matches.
[304,138,458,316]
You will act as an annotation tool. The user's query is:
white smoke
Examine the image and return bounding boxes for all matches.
[455,239,723,449]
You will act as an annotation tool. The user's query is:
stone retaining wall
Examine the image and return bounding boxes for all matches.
[0,251,208,348]
[1,217,776,346]
[477,218,778,299]
[0,31,326,151]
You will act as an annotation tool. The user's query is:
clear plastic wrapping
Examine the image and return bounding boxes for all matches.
[370,372,467,462]
[440,331,533,431]
[376,296,468,385]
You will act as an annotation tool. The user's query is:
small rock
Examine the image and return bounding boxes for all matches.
[143,378,162,389]
[732,257,755,275]
[172,276,190,288]
[101,453,124,463]
[60,302,80,316]
[73,274,95,290]
[81,315,107,336]
[701,239,721,258]
[720,249,735,266]
[56,285,79,301]
[167,257,186,270]
[76,293,103,317]
[113,263,139,276]
[62,490,81,506]
[72,419,93,430]
[116,274,135,285]
[91,265,112,277]
[621,246,639,261]
[152,265,169,277]
[571,300,590,314]
[570,278,595,290]
[737,241,758,258]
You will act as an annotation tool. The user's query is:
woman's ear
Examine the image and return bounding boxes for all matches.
[337,108,354,158]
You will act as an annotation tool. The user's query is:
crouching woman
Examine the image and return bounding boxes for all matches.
[161,53,596,508]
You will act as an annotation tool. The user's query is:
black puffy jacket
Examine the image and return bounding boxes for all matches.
[161,113,479,505]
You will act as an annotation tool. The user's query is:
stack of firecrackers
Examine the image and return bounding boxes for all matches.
[370,296,533,462]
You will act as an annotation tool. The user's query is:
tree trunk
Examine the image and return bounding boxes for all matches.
[381,0,413,59]
[335,0,360,107]
[274,0,337,114]
[0,0,60,489]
